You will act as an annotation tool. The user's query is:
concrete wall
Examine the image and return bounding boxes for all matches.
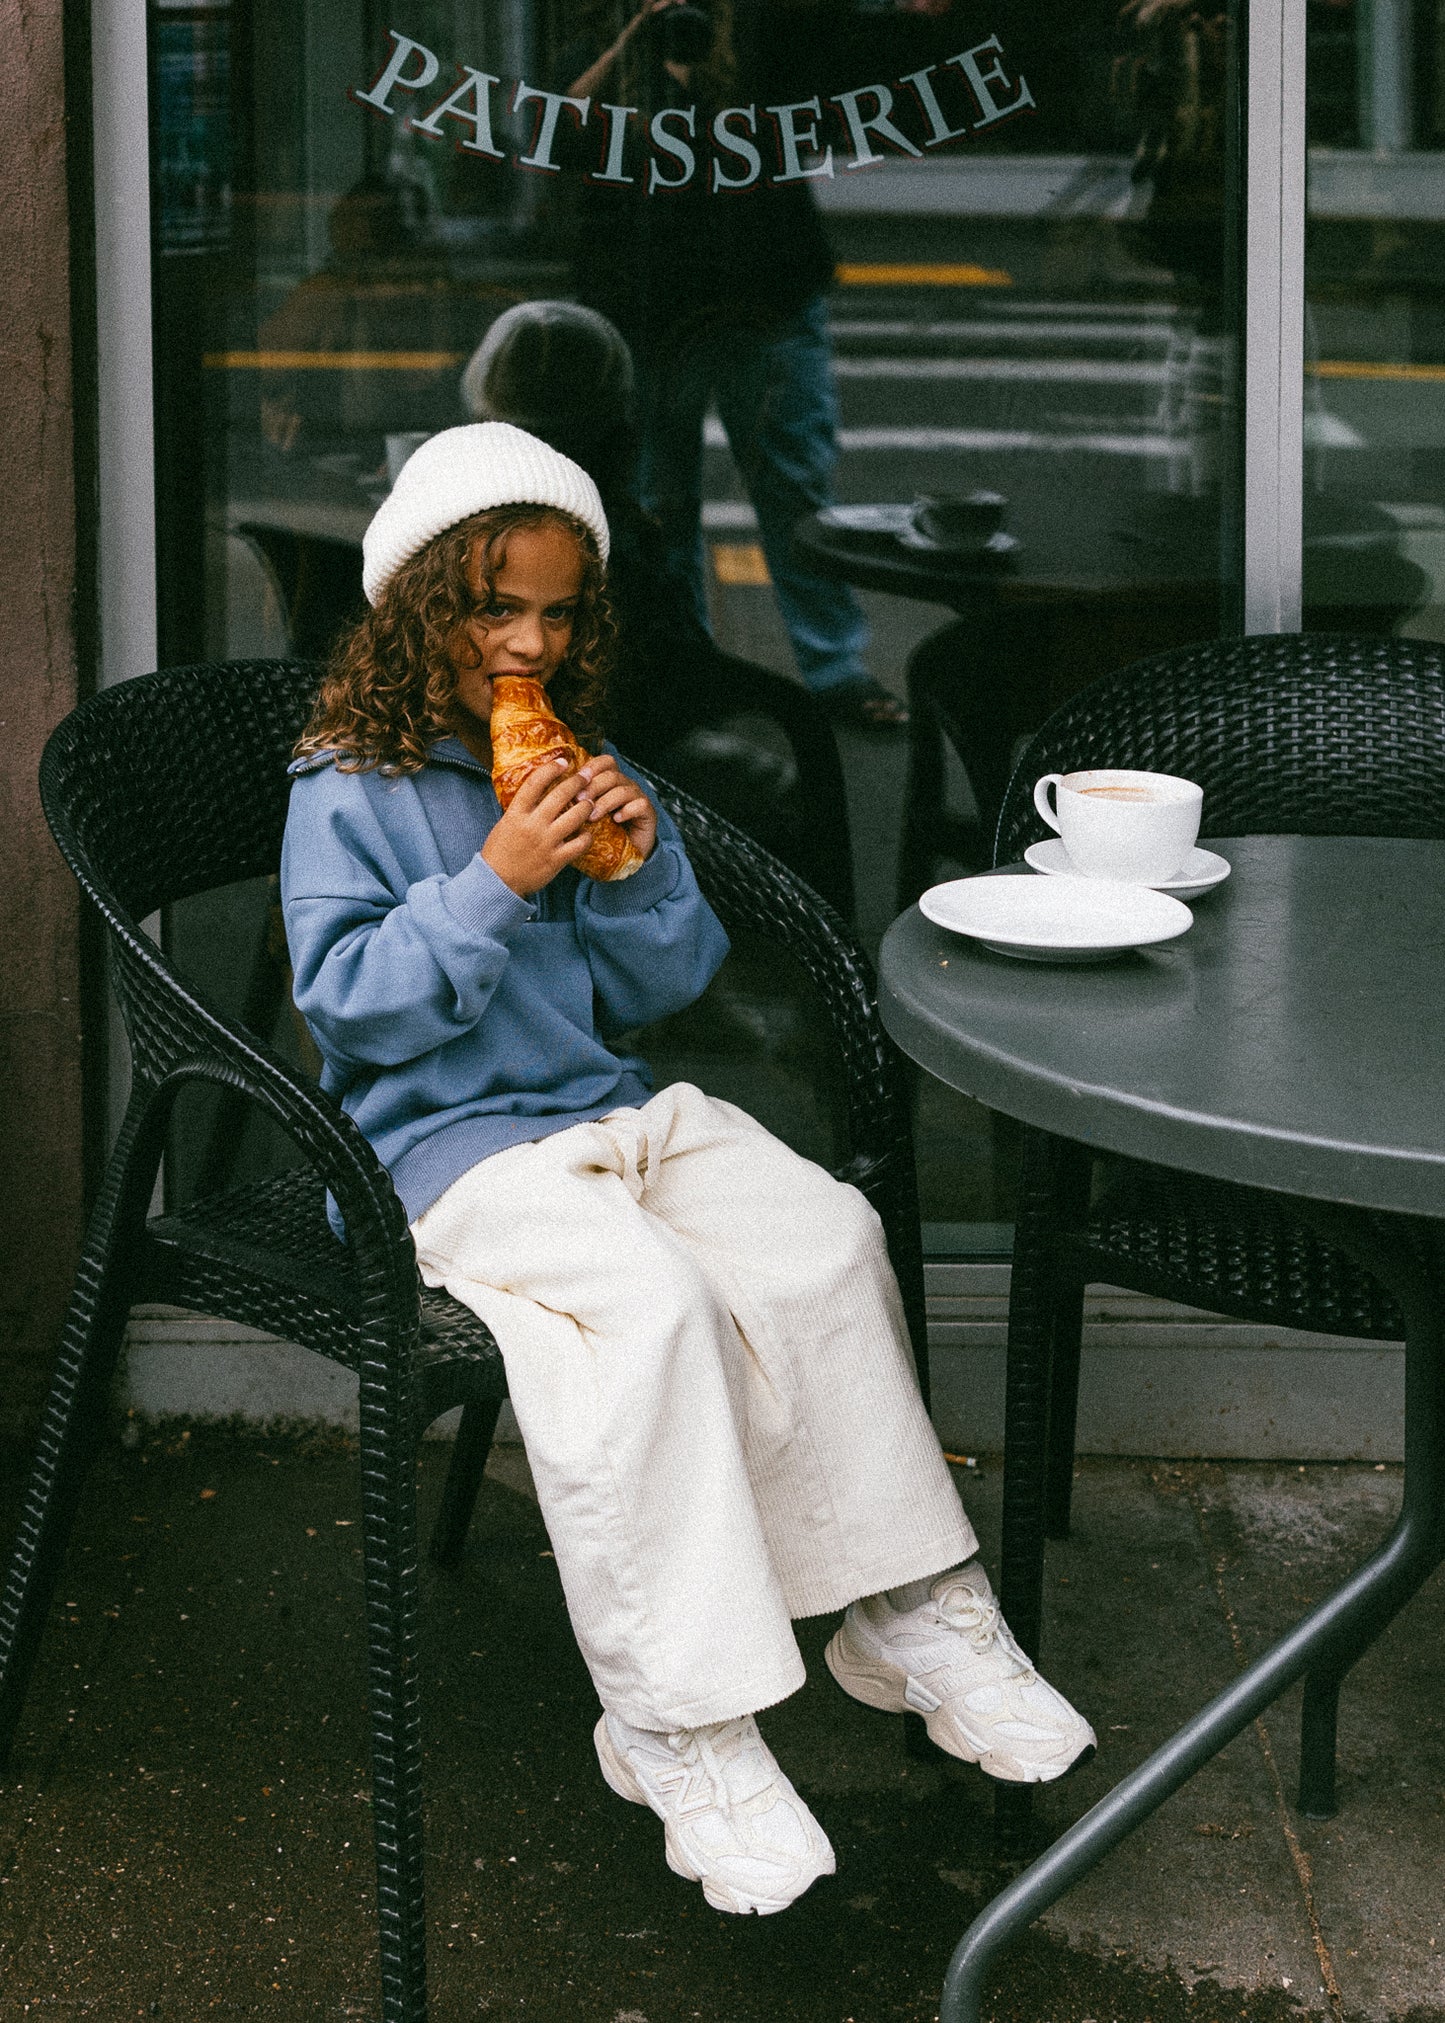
[0,0,84,1436]
[119,1266,1405,1463]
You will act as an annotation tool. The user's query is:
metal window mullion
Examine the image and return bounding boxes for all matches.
[91,0,160,1175]
[1243,0,1305,634]
[92,0,158,690]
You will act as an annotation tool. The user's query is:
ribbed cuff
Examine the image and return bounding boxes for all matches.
[439,852,536,938]
[582,839,683,915]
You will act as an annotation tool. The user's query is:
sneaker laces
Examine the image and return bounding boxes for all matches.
[660,1717,760,1818]
[934,1579,1036,1680]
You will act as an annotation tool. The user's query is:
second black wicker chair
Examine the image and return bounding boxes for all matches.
[0,658,929,2023]
[990,631,1445,1829]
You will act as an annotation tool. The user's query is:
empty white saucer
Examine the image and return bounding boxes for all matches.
[1023,838,1231,899]
[918,874,1193,962]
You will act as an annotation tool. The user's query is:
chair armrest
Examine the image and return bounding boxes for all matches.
[637,765,915,1173]
[97,886,416,1285]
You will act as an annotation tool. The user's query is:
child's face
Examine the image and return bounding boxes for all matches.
[451,519,585,736]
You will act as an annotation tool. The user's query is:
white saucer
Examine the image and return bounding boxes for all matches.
[1023,839,1232,899]
[919,874,1193,962]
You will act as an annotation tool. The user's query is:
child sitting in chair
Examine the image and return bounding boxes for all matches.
[280,423,1093,1918]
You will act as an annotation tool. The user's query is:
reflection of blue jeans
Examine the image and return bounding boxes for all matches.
[634,297,869,695]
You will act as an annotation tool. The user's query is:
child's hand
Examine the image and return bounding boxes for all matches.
[482,758,597,898]
[576,757,658,864]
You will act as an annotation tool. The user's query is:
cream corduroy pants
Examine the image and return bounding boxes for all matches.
[410,1082,977,1731]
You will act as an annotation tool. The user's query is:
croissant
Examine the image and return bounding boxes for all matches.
[488,675,645,882]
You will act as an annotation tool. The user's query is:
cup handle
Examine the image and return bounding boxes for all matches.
[1033,774,1065,835]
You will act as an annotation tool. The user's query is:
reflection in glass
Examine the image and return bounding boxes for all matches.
[1303,0,1444,641]
[152,0,1246,1229]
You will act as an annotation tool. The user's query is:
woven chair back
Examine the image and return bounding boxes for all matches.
[39,659,320,924]
[994,632,1445,866]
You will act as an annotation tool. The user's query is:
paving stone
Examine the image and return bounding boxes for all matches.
[1001,1461,1325,2004]
[1190,1462,1445,2021]
[1,1433,1439,2022]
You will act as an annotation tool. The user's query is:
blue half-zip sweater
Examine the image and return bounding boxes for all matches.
[281,737,731,1234]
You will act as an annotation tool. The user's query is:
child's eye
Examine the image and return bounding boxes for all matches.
[545,603,577,623]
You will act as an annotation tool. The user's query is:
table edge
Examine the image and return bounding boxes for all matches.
[878,897,1445,1220]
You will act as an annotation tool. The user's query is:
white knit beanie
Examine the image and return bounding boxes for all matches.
[361,421,610,606]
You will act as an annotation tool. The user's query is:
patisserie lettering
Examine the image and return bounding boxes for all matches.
[352,30,1033,190]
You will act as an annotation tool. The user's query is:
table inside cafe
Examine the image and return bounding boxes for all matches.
[877,833,1445,2023]
[793,488,1428,643]
[792,487,1226,717]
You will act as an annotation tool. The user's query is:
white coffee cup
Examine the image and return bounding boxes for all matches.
[1033,768,1203,883]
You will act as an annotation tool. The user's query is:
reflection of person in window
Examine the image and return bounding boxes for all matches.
[1113,0,1229,495]
[257,174,449,458]
[561,0,907,730]
[1114,0,1227,300]
[459,299,856,912]
[461,298,708,680]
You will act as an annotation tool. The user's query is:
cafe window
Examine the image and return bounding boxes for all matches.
[146,0,1268,1242]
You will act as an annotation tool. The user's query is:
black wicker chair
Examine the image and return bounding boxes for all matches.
[989,631,1445,1832]
[0,657,930,2023]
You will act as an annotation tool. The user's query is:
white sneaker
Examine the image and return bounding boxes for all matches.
[824,1564,1096,1784]
[594,1710,835,1915]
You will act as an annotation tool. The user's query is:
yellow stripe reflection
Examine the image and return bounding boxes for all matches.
[711,542,772,587]
[203,350,465,370]
[1309,359,1445,383]
[836,262,1013,287]
[204,349,1444,383]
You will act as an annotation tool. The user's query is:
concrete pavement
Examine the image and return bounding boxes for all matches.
[2,1428,1440,2021]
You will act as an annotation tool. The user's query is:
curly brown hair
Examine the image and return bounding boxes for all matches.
[294,504,615,773]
